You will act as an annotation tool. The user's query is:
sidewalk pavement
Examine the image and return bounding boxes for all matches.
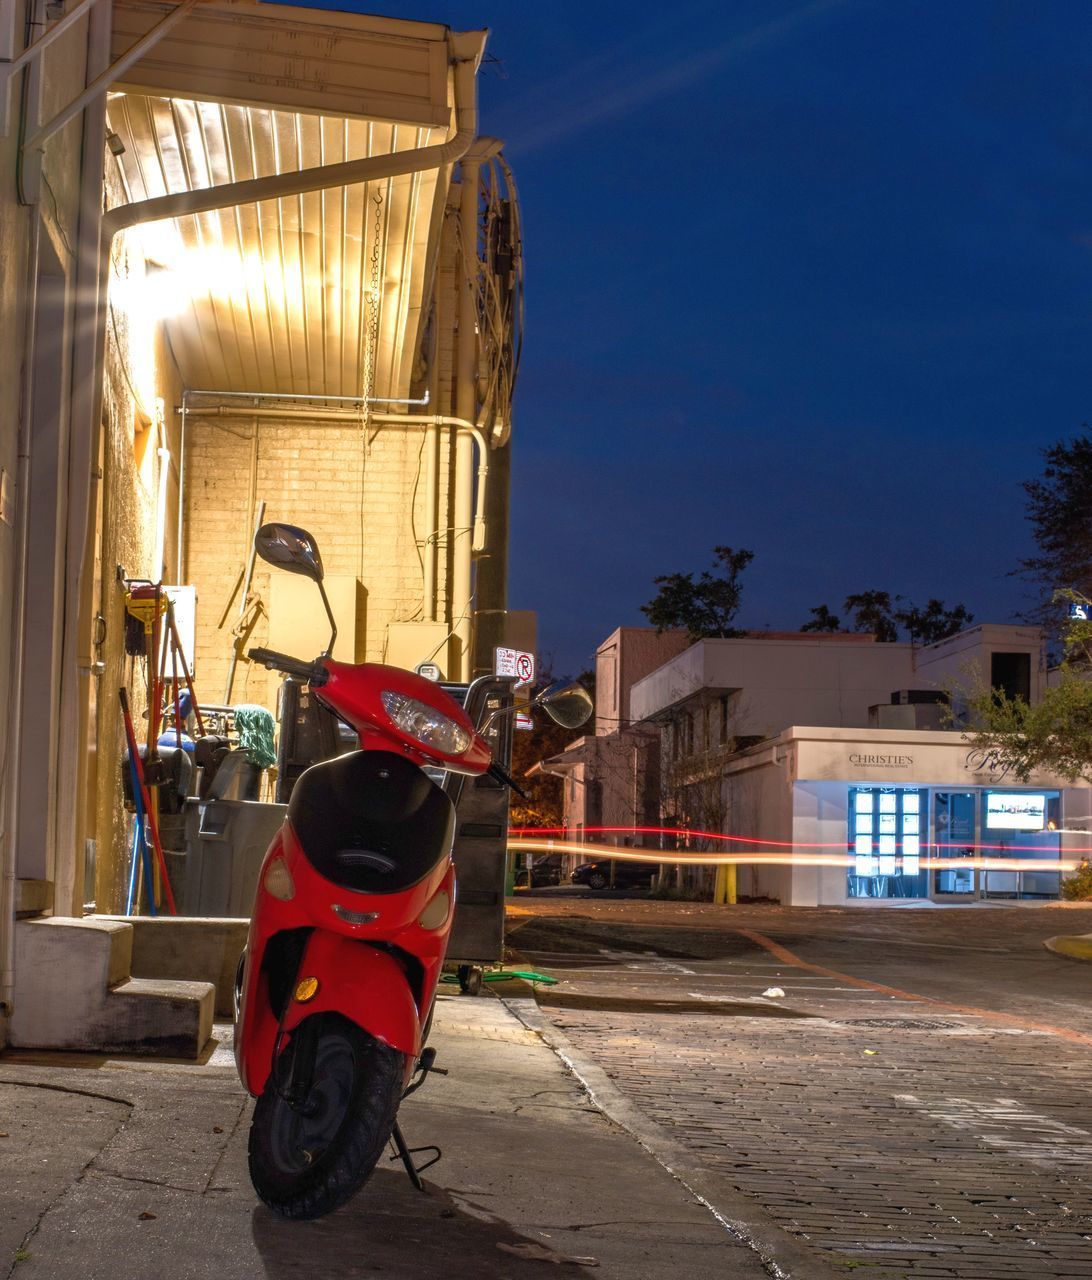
[1045,930,1092,960]
[0,991,772,1280]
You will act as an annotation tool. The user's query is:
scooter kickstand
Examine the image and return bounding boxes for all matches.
[389,1122,441,1192]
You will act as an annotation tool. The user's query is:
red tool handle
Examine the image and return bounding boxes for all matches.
[118,687,177,916]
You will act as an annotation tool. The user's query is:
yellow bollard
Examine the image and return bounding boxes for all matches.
[714,864,738,905]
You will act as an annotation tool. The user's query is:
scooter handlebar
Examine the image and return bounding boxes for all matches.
[248,647,327,685]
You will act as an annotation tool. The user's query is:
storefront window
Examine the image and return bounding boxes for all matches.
[847,787,928,899]
[933,790,1062,898]
[981,790,1061,898]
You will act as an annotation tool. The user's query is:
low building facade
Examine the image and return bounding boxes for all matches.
[716,725,1090,906]
[626,625,1089,906]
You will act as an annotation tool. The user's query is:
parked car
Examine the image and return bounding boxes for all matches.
[571,857,655,890]
[520,855,562,887]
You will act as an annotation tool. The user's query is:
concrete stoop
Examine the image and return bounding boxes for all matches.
[93,914,249,1018]
[9,917,215,1058]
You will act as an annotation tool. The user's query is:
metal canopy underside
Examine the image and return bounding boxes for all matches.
[106,1,468,399]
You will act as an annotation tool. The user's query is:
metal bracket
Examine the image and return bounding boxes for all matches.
[0,0,105,137]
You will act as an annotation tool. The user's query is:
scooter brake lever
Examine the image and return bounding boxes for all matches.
[488,761,527,798]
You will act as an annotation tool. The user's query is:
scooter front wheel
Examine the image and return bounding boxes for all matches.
[248,1013,405,1220]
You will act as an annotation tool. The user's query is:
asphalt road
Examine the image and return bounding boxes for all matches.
[507,897,1092,1279]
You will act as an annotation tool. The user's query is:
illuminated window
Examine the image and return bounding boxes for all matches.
[848,787,927,900]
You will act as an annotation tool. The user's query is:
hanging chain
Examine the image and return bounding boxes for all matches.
[362,187,384,420]
[359,187,384,577]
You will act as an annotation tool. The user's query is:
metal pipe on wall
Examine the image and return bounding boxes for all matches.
[187,406,491,556]
[452,151,481,682]
[422,256,445,625]
[101,40,481,238]
[423,419,439,622]
[185,387,431,408]
[371,414,489,556]
[175,396,187,583]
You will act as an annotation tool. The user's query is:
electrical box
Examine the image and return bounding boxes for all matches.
[385,621,452,677]
[268,575,366,663]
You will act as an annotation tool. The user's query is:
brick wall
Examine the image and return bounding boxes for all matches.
[183,415,457,709]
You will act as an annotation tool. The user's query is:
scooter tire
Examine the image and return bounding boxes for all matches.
[248,1012,405,1220]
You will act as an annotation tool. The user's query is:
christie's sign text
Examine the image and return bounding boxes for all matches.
[849,752,913,769]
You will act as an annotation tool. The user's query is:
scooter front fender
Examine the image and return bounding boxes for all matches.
[279,930,420,1062]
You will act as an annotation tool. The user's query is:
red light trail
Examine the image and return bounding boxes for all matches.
[507,824,1092,873]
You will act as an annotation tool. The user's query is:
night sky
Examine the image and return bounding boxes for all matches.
[284,0,1092,675]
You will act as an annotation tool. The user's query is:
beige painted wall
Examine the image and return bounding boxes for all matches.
[90,222,185,913]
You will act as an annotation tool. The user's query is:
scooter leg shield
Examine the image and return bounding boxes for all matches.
[277,932,420,1068]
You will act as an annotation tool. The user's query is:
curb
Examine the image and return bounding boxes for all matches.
[501,994,840,1280]
[1045,933,1092,961]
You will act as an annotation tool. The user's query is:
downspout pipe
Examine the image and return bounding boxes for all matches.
[372,414,489,555]
[453,150,481,680]
[175,395,186,582]
[100,46,481,238]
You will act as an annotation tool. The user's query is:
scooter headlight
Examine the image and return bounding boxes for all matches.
[381,691,471,756]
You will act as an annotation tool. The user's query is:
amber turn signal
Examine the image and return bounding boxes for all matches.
[263,857,295,901]
[417,889,451,931]
[294,976,319,1002]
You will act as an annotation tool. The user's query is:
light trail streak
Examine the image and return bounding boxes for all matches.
[509,824,1092,857]
[507,837,1083,876]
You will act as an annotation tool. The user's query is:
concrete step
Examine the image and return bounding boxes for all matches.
[93,915,248,1019]
[10,917,215,1058]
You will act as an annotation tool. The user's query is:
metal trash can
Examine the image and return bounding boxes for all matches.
[180,797,287,916]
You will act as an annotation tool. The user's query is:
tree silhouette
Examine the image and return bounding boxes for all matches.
[1018,432,1092,626]
[800,604,842,632]
[641,547,754,641]
[843,590,899,642]
[894,598,974,645]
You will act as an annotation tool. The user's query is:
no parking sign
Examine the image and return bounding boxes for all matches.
[494,646,535,688]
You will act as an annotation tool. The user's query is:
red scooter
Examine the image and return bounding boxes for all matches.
[234,523,590,1219]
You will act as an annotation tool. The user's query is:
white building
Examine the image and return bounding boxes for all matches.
[629,626,1089,906]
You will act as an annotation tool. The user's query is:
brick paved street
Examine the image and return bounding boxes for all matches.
[508,900,1092,1278]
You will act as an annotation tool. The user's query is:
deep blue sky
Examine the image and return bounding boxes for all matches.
[288,0,1092,675]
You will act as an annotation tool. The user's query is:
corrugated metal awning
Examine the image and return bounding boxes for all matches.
[105,1,477,399]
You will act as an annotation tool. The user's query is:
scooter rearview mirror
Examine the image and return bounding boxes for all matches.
[534,681,593,729]
[254,523,325,583]
[254,523,337,657]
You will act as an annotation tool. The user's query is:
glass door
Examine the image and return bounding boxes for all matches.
[932,791,979,898]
